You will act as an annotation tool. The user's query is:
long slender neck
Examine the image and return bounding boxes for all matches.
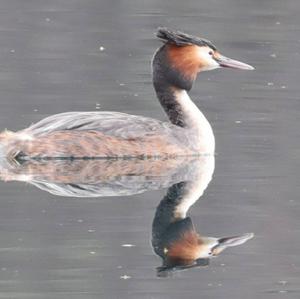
[153,83,215,152]
[154,84,206,128]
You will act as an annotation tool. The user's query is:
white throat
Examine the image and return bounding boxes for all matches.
[174,89,215,153]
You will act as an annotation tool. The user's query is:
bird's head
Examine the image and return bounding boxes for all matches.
[153,28,254,91]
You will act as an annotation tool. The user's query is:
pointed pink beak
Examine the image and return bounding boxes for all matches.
[216,55,254,70]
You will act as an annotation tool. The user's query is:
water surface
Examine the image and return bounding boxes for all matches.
[0,0,299,298]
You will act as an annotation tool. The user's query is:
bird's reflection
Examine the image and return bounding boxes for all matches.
[0,156,253,276]
[0,156,207,197]
[151,156,253,276]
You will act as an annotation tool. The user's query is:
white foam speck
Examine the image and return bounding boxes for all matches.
[120,275,131,280]
[121,244,136,247]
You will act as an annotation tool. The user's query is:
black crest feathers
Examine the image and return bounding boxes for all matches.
[156,28,217,50]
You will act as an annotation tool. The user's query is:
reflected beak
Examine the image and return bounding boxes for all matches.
[215,55,254,70]
[212,233,254,255]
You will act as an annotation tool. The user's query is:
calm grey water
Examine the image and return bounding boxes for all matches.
[0,0,299,298]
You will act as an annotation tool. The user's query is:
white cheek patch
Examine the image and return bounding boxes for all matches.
[196,47,220,71]
[201,64,220,71]
[197,239,219,258]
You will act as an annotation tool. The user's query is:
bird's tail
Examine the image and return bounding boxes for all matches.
[0,130,26,162]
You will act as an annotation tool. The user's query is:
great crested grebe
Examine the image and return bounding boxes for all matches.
[0,28,254,160]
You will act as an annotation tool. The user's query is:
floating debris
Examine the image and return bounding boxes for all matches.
[235,120,242,124]
[88,229,95,233]
[99,46,105,52]
[89,251,96,255]
[270,53,277,58]
[120,275,131,280]
[10,49,15,53]
[267,82,274,86]
[121,244,136,248]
